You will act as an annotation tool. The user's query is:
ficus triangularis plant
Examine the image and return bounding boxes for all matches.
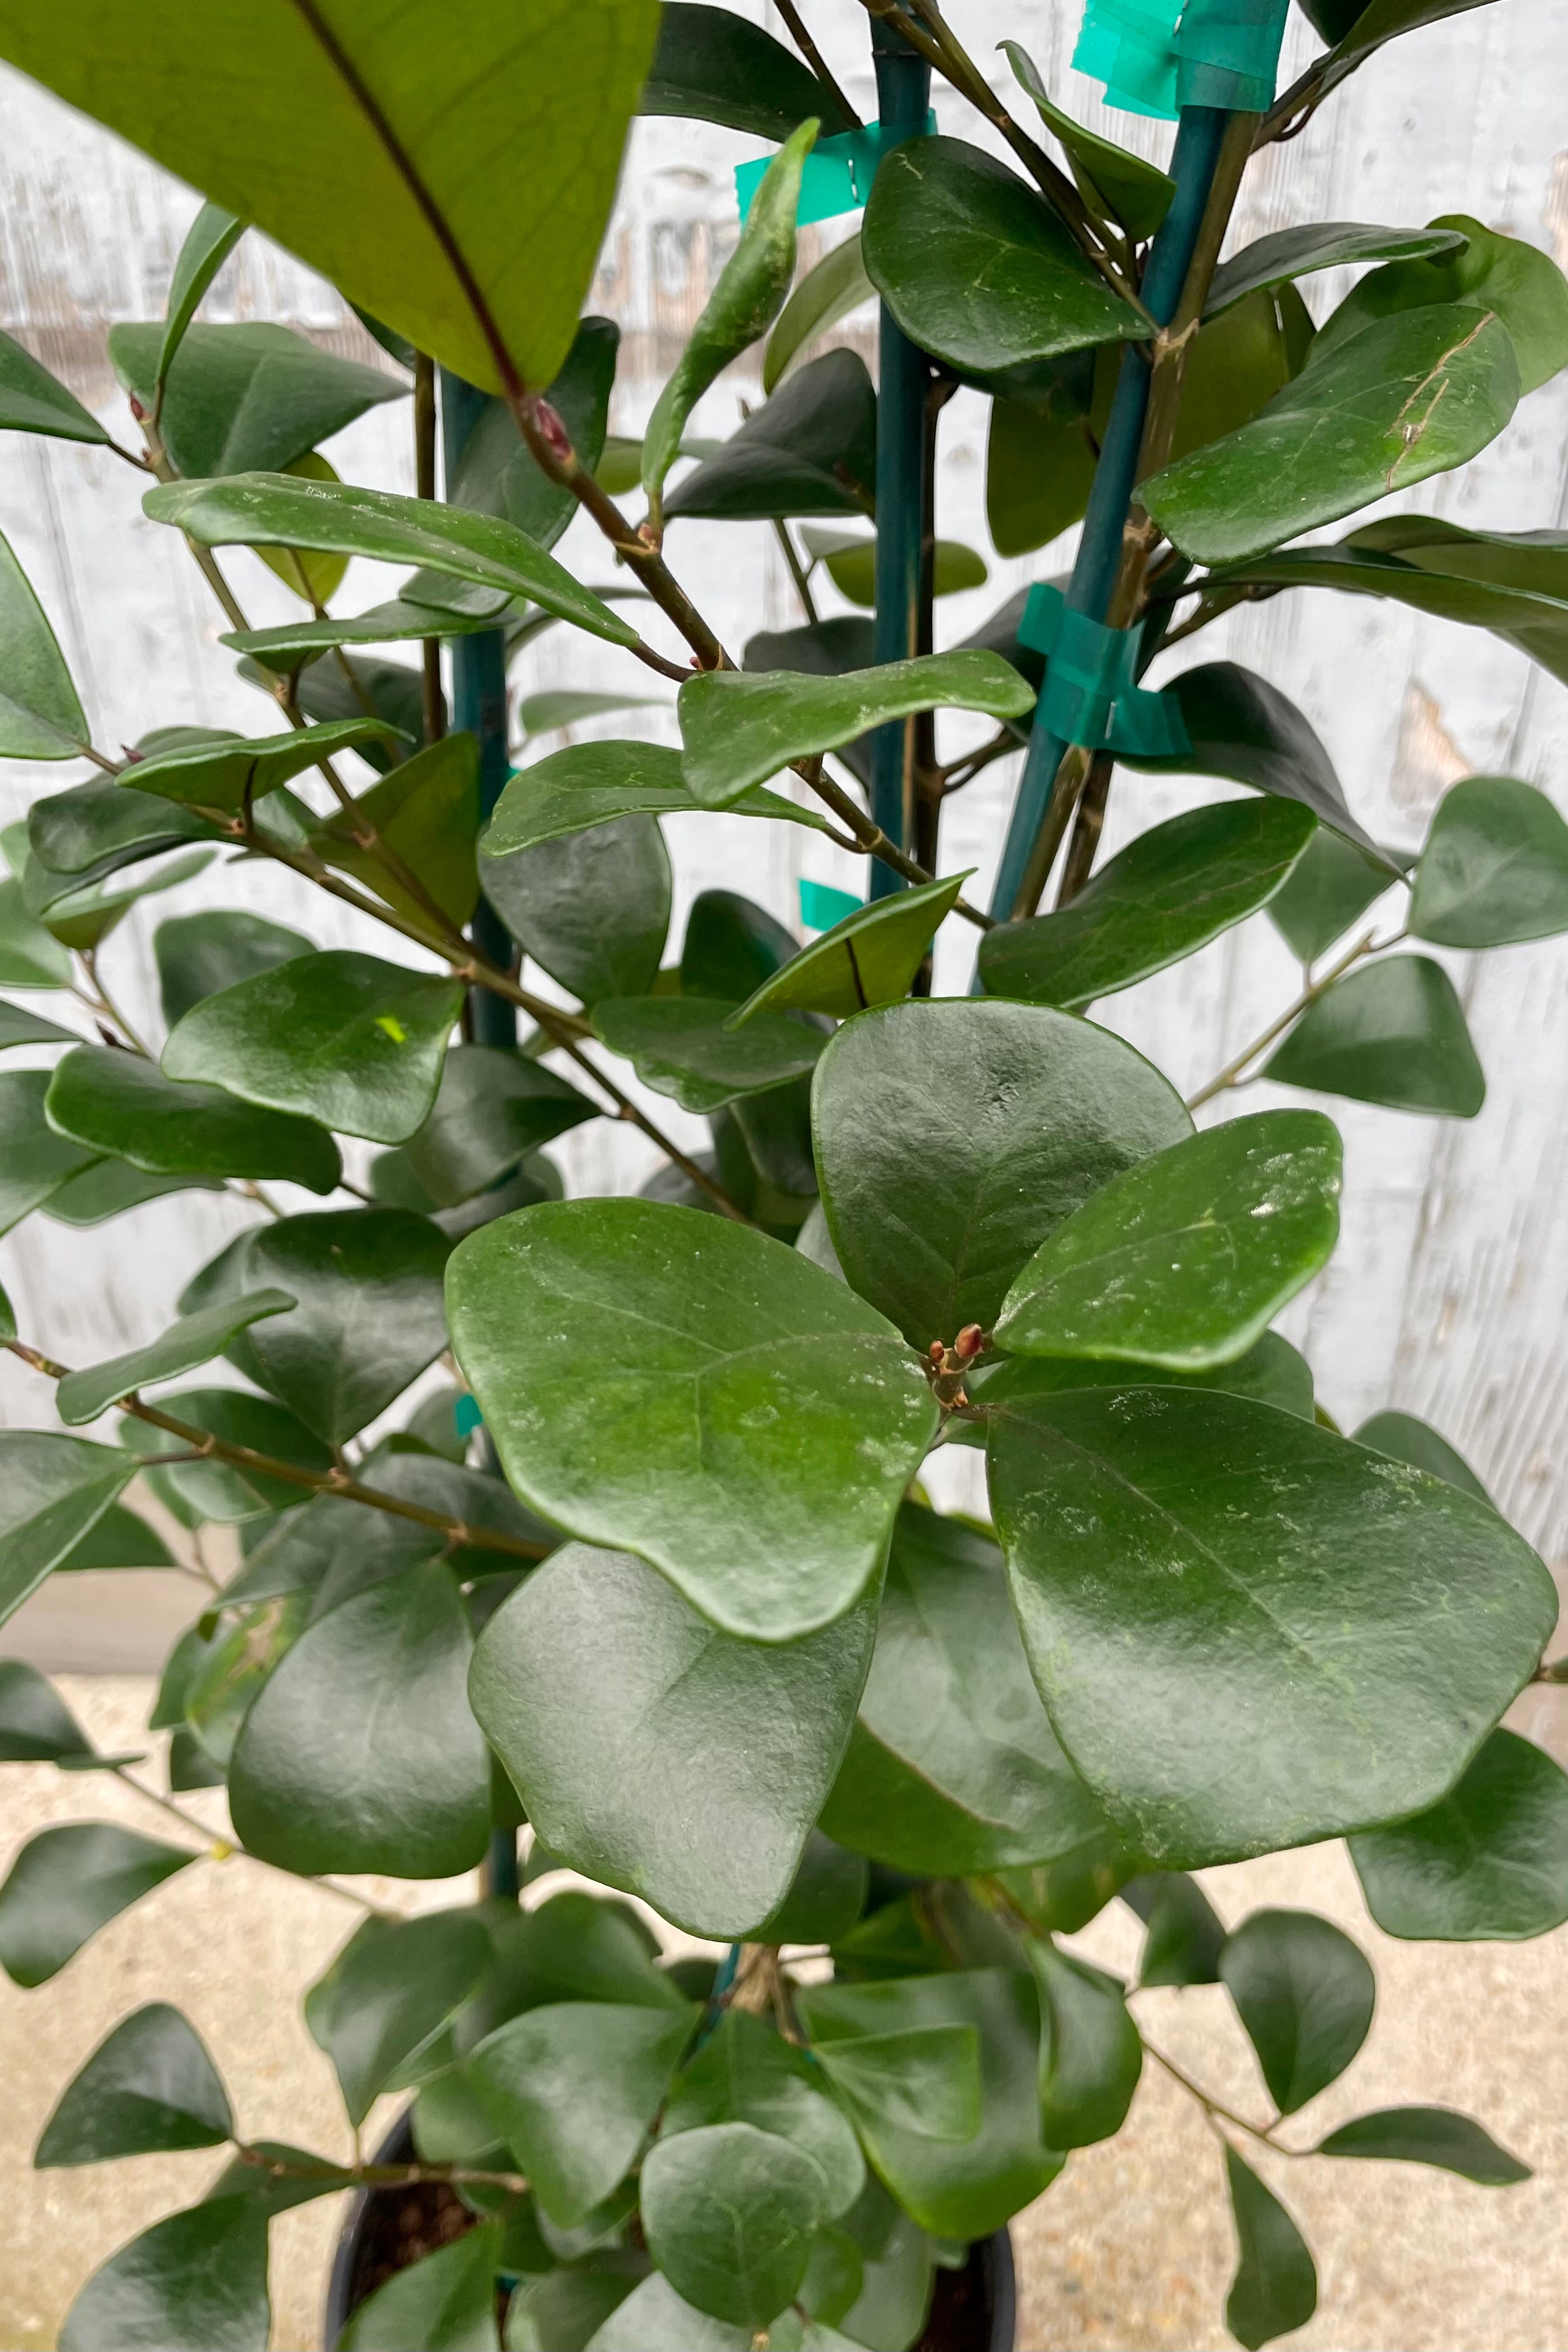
[0,2,1563,2347]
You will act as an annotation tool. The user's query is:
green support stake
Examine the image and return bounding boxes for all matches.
[866,12,933,902]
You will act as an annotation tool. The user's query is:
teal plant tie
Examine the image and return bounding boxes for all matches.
[1018,584,1191,758]
[1074,0,1290,120]
[735,113,937,227]
[799,877,860,932]
[455,1392,483,1439]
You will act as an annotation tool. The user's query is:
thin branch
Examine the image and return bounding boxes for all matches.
[1055,751,1113,904]
[797,759,995,929]
[1138,2036,1311,2156]
[772,518,820,625]
[1186,929,1389,1111]
[774,0,863,128]
[77,950,152,1058]
[110,1767,383,1913]
[232,2143,528,2195]
[936,726,1019,795]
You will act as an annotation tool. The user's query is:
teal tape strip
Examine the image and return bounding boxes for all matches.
[1018,584,1191,758]
[736,111,937,227]
[1074,0,1289,120]
[799,878,860,932]
[455,1393,483,1438]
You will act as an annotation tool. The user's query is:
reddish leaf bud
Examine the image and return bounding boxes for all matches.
[532,398,572,468]
[954,1324,985,1363]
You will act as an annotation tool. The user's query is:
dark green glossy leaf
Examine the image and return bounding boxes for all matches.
[0,1661,95,1761]
[971,1325,1318,1431]
[484,816,670,1005]
[1142,306,1520,567]
[0,1069,103,1234]
[1349,1729,1568,1941]
[765,235,874,395]
[989,1385,1556,1867]
[1410,774,1568,946]
[816,2026,981,2146]
[1353,1409,1492,1504]
[374,1044,594,1209]
[640,2120,828,2327]
[0,528,86,758]
[29,764,218,881]
[0,1823,194,1987]
[162,950,461,1145]
[642,3,851,141]
[0,1430,138,1626]
[155,909,313,1029]
[0,878,74,986]
[118,718,394,813]
[813,998,1191,1350]
[730,873,966,1023]
[994,1111,1342,1369]
[834,2179,935,2352]
[484,741,825,857]
[680,651,1031,809]
[0,325,108,444]
[665,350,876,523]
[306,1911,492,2125]
[56,1288,296,1427]
[1123,1873,1226,1987]
[228,1560,490,1877]
[1207,221,1466,317]
[1316,2106,1530,2183]
[46,1046,340,1190]
[510,2269,639,2352]
[471,1542,875,1939]
[663,2011,864,2222]
[1030,1943,1142,2148]
[800,1972,1061,2239]
[109,320,402,479]
[1168,287,1316,469]
[1224,2148,1317,2352]
[309,732,481,928]
[1263,955,1485,1116]
[821,1505,1124,1881]
[645,123,813,510]
[1267,827,1396,963]
[469,1999,694,2226]
[1219,1910,1375,2114]
[447,1200,938,1642]
[155,201,245,386]
[862,138,1142,375]
[36,2002,232,2165]
[682,891,799,1000]
[752,1832,868,1947]
[1313,214,1568,395]
[591,997,826,1115]
[1001,41,1174,238]
[45,1159,224,1229]
[452,317,619,555]
[146,475,638,648]
[57,2194,269,2352]
[583,2276,748,2352]
[339,2222,501,2352]
[980,800,1317,1009]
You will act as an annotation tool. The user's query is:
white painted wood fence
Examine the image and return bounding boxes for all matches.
[2,2,1567,1564]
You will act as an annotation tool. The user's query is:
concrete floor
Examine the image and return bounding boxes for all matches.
[2,1677,1564,2352]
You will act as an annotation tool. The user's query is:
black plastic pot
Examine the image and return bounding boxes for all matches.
[326,2113,1017,2351]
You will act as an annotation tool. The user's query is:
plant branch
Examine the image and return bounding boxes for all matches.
[797,759,994,928]
[232,2143,528,2194]
[1055,751,1113,904]
[1185,928,1388,1110]
[1137,2034,1303,2152]
[936,727,1019,795]
[774,0,863,128]
[772,518,820,624]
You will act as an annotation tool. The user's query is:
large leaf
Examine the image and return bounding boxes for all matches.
[145,476,637,647]
[1316,2106,1530,2184]
[988,1385,1557,1867]
[484,741,826,858]
[1349,1729,1568,1941]
[730,873,966,1024]
[0,1431,139,1626]
[1030,1943,1142,2149]
[986,381,1099,561]
[46,1046,339,1191]
[305,733,482,929]
[979,800,1317,1009]
[306,1910,491,2125]
[155,909,313,1029]
[679,651,1032,809]
[338,2223,501,2352]
[45,1162,225,1230]
[662,2012,864,2223]
[1353,1408,1492,1504]
[0,325,109,444]
[468,1999,694,2226]
[1267,827,1396,963]
[1224,2148,1317,2352]
[994,1111,1342,1369]
[484,815,670,1006]
[377,1044,594,1209]
[228,1559,490,1877]
[36,2003,232,2165]
[0,1824,194,1987]
[109,320,402,479]
[681,891,799,1001]
[799,1973,1061,2240]
[1142,306,1520,567]
[29,765,218,881]
[0,528,86,758]
[56,1290,297,1427]
[1303,0,1507,100]
[820,1505,1125,1883]
[1124,1873,1226,1987]
[640,2121,828,2329]
[813,998,1191,1350]
[1263,955,1485,1116]
[1312,214,1568,395]
[664,350,877,523]
[814,2026,982,2147]
[862,137,1143,375]
[447,1200,938,1642]
[471,1542,876,1939]
[56,2196,270,2352]
[0,1071,102,1237]
[642,4,851,141]
[163,949,461,1145]
[1206,221,1466,316]
[1409,774,1568,946]
[1218,1910,1375,2115]
[0,1661,96,1761]
[591,997,827,1116]
[0,2,660,396]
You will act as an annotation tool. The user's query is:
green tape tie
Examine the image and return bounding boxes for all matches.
[799,878,860,932]
[735,113,937,228]
[1073,0,1290,120]
[1019,584,1191,758]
